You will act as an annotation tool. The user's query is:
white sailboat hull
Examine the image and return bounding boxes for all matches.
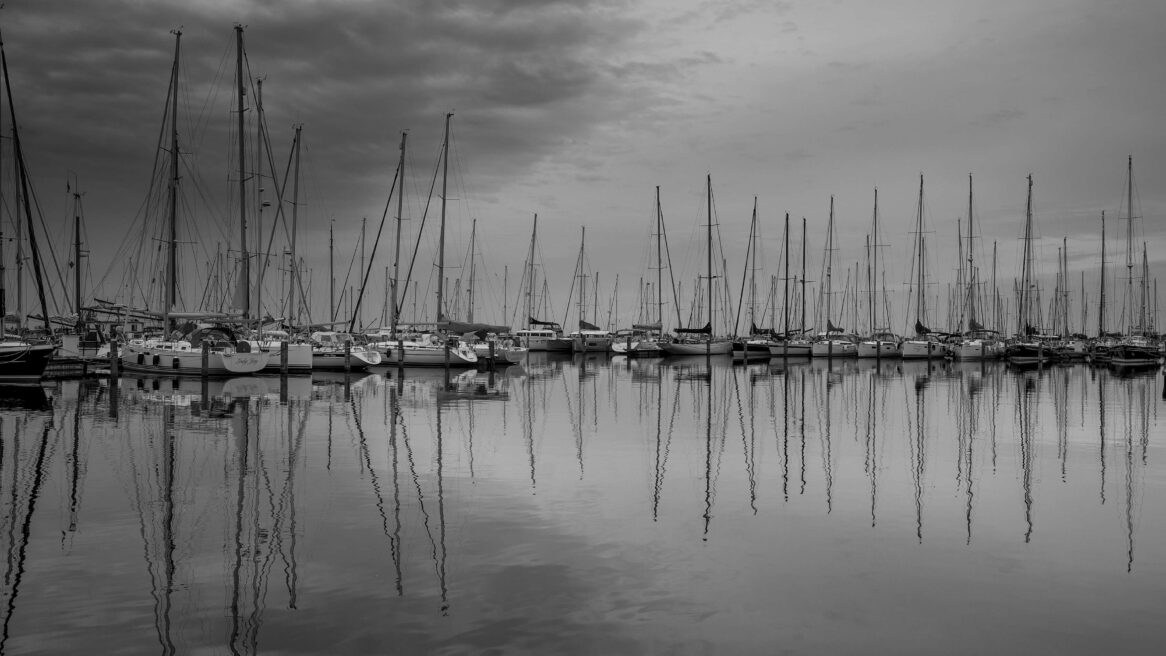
[811,340,857,358]
[900,340,943,359]
[381,340,479,367]
[768,341,812,357]
[662,339,732,356]
[856,340,900,358]
[120,340,269,375]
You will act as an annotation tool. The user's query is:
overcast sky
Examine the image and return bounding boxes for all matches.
[2,0,1164,335]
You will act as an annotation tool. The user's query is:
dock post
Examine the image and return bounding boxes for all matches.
[444,339,451,388]
[109,340,120,378]
[201,342,209,378]
[489,341,496,371]
[397,340,404,376]
[280,341,289,375]
[344,342,351,373]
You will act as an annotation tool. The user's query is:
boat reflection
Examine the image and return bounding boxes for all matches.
[0,354,1161,652]
[0,384,51,411]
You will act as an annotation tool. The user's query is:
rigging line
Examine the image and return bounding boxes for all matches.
[399,128,445,323]
[348,164,400,333]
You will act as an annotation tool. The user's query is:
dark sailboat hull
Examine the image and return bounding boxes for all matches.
[0,342,56,383]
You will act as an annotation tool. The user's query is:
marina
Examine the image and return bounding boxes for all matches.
[0,2,1164,652]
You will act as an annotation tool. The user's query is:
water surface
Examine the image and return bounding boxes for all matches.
[1,356,1163,654]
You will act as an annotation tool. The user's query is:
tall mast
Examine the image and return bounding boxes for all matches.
[1140,243,1149,333]
[865,234,872,333]
[1124,157,1135,335]
[0,31,4,327]
[706,174,714,335]
[966,174,975,328]
[74,212,82,319]
[656,187,663,332]
[328,221,334,322]
[872,188,880,331]
[915,174,926,328]
[524,214,536,328]
[736,196,758,335]
[164,31,181,333]
[467,219,476,322]
[992,241,998,330]
[390,131,406,336]
[235,24,249,322]
[800,217,807,336]
[783,212,790,338]
[824,196,835,328]
[1099,211,1106,336]
[290,124,302,325]
[1019,174,1034,336]
[436,112,451,323]
[255,79,265,328]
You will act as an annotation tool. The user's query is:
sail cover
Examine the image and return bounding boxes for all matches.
[675,322,712,335]
[528,316,562,329]
[438,319,510,335]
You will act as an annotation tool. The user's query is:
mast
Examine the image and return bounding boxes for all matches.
[1019,174,1034,336]
[1123,156,1135,335]
[235,24,249,322]
[328,221,334,322]
[255,79,266,328]
[436,112,451,323]
[656,187,663,332]
[914,174,926,330]
[391,131,406,336]
[1099,211,1106,336]
[707,174,713,337]
[359,217,366,329]
[163,31,181,333]
[466,219,476,322]
[523,214,536,329]
[824,196,834,329]
[0,32,4,327]
[290,124,302,325]
[74,213,82,319]
[783,212,790,338]
[870,188,878,332]
[735,197,758,335]
[800,217,807,336]
[1140,243,1149,333]
[966,174,975,330]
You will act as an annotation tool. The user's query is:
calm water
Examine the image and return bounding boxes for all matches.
[1,356,1163,655]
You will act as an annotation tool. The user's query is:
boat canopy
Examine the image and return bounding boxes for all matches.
[439,319,511,335]
[527,316,562,330]
[675,322,712,335]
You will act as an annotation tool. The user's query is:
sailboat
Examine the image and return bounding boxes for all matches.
[1004,174,1052,367]
[119,30,267,376]
[1108,157,1161,370]
[514,214,572,352]
[0,30,57,382]
[856,188,901,358]
[900,175,944,360]
[661,175,732,356]
[380,113,478,367]
[565,227,614,353]
[611,187,670,357]
[810,196,857,358]
[769,215,813,357]
[731,197,773,361]
[231,42,313,373]
[950,174,1003,360]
